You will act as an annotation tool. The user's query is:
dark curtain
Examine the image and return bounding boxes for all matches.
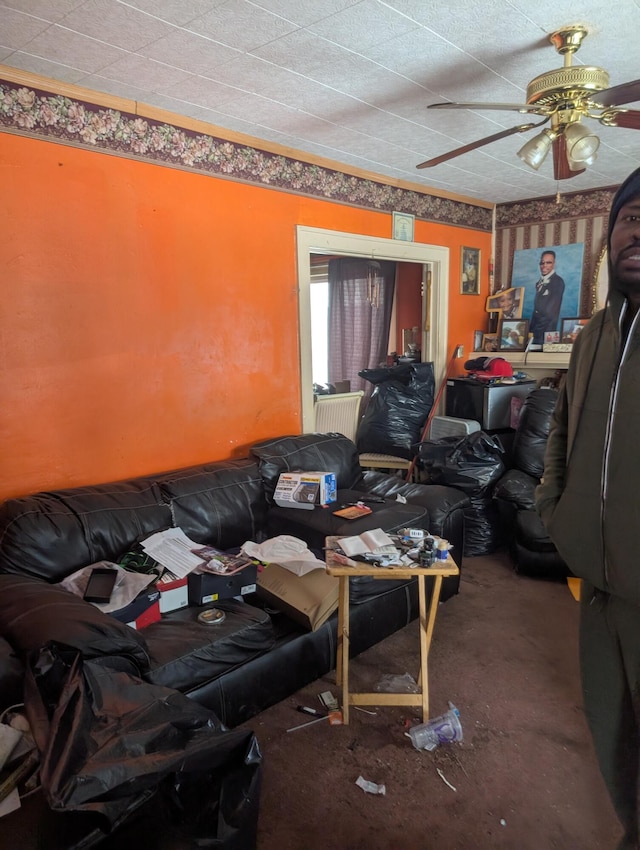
[327,258,396,398]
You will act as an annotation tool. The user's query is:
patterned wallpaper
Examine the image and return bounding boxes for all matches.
[0,78,492,232]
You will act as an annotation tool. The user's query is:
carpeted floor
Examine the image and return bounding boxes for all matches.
[243,550,621,850]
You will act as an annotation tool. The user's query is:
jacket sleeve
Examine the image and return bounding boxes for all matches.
[535,376,569,529]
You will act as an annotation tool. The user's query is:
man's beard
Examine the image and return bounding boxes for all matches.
[611,257,640,297]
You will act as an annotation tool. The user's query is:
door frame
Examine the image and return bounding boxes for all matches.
[296,226,449,433]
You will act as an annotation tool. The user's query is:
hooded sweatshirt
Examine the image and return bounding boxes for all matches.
[536,166,640,603]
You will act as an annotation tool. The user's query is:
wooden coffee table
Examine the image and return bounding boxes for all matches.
[325,536,459,724]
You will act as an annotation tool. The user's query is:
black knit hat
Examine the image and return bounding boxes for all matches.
[608,165,640,246]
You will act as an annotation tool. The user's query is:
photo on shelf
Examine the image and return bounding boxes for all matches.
[473,330,484,351]
[481,333,499,353]
[498,319,530,352]
[485,286,524,318]
[560,317,590,344]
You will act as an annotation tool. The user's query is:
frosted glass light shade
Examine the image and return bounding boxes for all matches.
[517,130,554,170]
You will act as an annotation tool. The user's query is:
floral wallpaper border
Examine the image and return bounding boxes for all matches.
[495,186,617,228]
[0,79,492,232]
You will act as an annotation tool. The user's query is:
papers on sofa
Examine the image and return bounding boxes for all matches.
[337,528,397,558]
[140,528,208,578]
[242,535,326,577]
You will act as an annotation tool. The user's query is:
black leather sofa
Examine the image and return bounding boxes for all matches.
[492,389,570,579]
[0,432,468,729]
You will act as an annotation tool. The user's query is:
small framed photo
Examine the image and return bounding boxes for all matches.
[499,319,530,352]
[461,247,480,294]
[544,331,560,345]
[561,317,590,344]
[485,287,524,318]
[481,332,499,353]
[392,212,415,241]
[473,330,484,351]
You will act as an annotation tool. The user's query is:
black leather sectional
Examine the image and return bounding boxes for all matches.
[0,433,469,728]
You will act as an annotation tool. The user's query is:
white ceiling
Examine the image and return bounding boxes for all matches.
[1,0,639,204]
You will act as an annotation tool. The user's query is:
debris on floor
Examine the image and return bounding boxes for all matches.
[355,775,386,796]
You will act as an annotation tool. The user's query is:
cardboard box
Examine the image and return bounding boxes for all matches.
[188,562,258,606]
[257,563,339,631]
[156,574,189,613]
[274,471,337,510]
[126,600,161,630]
[109,588,161,629]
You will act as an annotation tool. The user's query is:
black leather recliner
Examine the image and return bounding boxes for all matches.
[492,388,570,579]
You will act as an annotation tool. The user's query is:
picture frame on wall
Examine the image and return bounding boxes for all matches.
[498,319,530,352]
[392,212,415,241]
[461,247,480,294]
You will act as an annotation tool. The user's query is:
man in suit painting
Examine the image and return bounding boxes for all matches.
[530,250,565,344]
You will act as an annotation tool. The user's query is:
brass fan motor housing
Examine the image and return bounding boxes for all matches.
[526,66,610,107]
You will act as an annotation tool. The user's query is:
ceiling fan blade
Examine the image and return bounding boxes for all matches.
[594,79,640,108]
[552,136,584,181]
[416,122,543,169]
[608,109,640,130]
[428,101,543,113]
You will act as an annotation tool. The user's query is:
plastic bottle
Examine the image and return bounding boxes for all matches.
[436,539,450,561]
[406,703,463,751]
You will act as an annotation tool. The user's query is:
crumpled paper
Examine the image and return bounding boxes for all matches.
[60,562,157,612]
[241,535,325,576]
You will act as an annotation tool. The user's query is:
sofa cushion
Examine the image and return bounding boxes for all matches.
[0,575,150,671]
[250,433,364,501]
[143,599,275,693]
[0,480,171,582]
[156,459,267,550]
[265,488,430,553]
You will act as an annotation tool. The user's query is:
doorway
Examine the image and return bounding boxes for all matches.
[296,226,449,433]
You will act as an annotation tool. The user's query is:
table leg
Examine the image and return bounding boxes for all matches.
[335,575,350,724]
[418,573,443,723]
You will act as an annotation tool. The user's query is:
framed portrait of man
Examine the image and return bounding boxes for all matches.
[510,243,585,346]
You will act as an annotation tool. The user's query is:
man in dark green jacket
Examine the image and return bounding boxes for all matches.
[537,165,640,850]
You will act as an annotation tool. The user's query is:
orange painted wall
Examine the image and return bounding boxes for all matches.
[0,132,491,500]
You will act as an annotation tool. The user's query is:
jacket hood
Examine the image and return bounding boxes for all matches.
[607,166,640,300]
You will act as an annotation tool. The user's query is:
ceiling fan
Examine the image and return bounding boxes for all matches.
[417,26,640,179]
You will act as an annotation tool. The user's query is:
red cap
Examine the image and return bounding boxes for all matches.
[469,357,513,380]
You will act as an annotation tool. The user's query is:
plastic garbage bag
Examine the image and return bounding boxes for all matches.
[356,362,435,459]
[22,642,262,849]
[418,432,506,555]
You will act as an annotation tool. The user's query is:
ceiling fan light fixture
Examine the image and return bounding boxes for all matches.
[517,129,555,170]
[564,122,600,162]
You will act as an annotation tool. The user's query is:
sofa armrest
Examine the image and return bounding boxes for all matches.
[0,575,150,673]
[492,469,539,511]
[358,471,469,570]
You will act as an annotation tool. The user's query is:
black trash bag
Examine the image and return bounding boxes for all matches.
[418,432,506,555]
[418,431,505,493]
[356,362,435,459]
[22,643,262,849]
